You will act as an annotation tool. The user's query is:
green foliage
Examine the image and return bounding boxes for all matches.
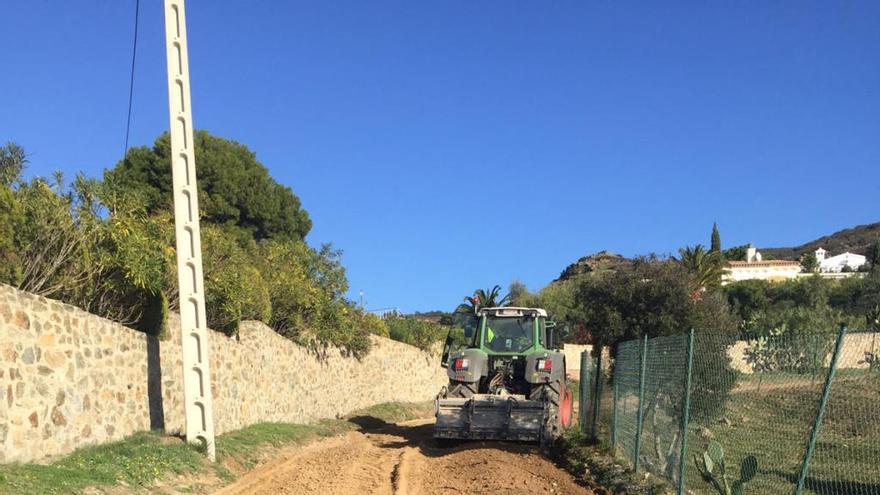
[571,258,739,419]
[105,131,311,241]
[256,238,368,354]
[201,226,271,336]
[726,276,865,375]
[829,272,880,330]
[511,278,579,341]
[800,251,819,273]
[711,223,722,253]
[0,141,27,186]
[726,275,875,337]
[0,162,173,332]
[507,279,529,305]
[694,440,758,495]
[358,311,389,337]
[0,401,434,494]
[572,257,737,347]
[723,245,749,262]
[744,309,842,376]
[679,244,724,289]
[0,183,22,283]
[866,238,880,272]
[0,139,370,355]
[724,279,771,323]
[0,432,203,495]
[385,315,447,351]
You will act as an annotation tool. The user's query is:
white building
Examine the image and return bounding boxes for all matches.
[723,245,802,284]
[815,248,866,273]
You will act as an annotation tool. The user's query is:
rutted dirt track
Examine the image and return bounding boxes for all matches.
[215,417,592,495]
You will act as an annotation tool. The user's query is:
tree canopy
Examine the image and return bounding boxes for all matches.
[0,139,386,356]
[679,244,724,289]
[105,131,311,242]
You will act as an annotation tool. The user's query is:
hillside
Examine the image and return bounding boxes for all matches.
[557,250,635,281]
[761,221,880,260]
[557,221,880,278]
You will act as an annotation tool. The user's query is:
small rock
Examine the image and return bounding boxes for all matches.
[51,406,67,426]
[21,347,35,364]
[12,310,30,330]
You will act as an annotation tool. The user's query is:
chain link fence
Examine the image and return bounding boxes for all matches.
[577,329,880,495]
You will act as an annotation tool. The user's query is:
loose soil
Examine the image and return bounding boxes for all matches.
[215,417,593,495]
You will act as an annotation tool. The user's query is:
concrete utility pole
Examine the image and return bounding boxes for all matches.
[163,0,216,460]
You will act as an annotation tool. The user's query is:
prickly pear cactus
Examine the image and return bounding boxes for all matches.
[694,441,758,495]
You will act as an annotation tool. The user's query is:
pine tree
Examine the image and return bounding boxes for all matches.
[710,223,722,253]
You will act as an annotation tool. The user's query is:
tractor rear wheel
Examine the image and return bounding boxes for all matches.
[530,378,569,447]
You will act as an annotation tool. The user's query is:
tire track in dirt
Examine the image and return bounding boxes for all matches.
[215,418,592,495]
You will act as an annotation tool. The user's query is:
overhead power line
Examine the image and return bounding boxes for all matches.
[123,0,140,158]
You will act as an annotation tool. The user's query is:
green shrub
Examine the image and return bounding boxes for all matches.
[256,239,370,355]
[0,140,372,356]
[385,316,447,351]
[0,171,173,333]
[201,226,271,336]
[359,311,389,337]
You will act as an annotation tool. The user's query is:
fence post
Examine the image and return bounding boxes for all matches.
[634,334,649,472]
[794,326,847,495]
[678,329,695,495]
[611,366,619,451]
[590,349,603,441]
[579,351,590,432]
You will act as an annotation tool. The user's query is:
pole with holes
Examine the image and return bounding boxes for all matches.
[163,0,216,460]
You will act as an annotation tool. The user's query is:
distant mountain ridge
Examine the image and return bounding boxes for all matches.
[760,221,880,260]
[557,221,880,278]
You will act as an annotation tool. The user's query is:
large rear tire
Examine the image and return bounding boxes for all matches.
[530,379,567,447]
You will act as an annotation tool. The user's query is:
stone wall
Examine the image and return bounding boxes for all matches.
[727,332,878,374]
[0,284,447,463]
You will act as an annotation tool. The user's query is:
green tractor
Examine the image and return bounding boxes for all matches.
[435,307,572,446]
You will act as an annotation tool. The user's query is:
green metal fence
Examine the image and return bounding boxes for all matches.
[580,328,880,495]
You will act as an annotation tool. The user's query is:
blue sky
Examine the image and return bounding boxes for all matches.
[2,1,879,312]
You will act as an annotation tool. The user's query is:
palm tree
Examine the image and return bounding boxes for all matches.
[455,285,511,314]
[678,244,724,290]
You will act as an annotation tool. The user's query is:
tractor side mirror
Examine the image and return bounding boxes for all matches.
[557,324,570,339]
[545,321,557,329]
[440,332,453,368]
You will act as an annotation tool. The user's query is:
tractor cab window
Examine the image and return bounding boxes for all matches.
[484,316,535,353]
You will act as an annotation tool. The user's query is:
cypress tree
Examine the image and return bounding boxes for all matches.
[710,223,722,253]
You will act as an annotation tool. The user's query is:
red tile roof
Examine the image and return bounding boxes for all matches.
[727,260,800,268]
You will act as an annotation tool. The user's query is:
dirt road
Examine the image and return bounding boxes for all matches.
[215,416,592,495]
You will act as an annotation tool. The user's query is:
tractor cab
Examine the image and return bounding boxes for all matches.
[441,307,561,367]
